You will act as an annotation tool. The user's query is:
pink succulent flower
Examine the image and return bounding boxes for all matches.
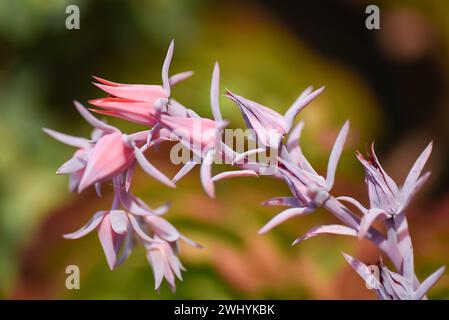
[258,121,350,234]
[45,38,444,298]
[343,253,445,300]
[225,86,324,149]
[337,142,432,238]
[89,40,193,125]
[145,237,186,291]
[64,176,199,276]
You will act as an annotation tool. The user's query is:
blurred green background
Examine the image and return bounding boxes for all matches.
[1,0,449,299]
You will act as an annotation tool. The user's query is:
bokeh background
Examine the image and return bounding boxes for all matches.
[1,0,448,299]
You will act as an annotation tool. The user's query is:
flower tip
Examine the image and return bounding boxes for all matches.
[316,86,325,93]
[291,238,301,246]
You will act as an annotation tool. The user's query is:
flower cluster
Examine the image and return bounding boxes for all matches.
[45,40,444,298]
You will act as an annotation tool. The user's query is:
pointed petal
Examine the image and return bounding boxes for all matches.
[413,266,446,300]
[292,225,357,245]
[284,86,324,130]
[325,120,349,189]
[336,196,368,214]
[43,128,90,149]
[145,216,179,242]
[125,161,136,192]
[98,214,125,270]
[56,156,86,175]
[200,149,215,198]
[74,101,118,133]
[134,146,176,188]
[180,233,203,248]
[261,196,302,207]
[359,208,390,238]
[128,214,157,243]
[211,170,258,182]
[342,252,381,289]
[232,147,266,165]
[94,182,102,197]
[89,106,157,126]
[147,246,165,290]
[259,207,313,235]
[152,202,171,216]
[210,62,223,122]
[169,70,193,86]
[286,120,305,152]
[109,210,128,235]
[402,142,433,199]
[119,191,153,216]
[172,161,197,183]
[63,211,107,239]
[92,76,121,86]
[162,40,174,96]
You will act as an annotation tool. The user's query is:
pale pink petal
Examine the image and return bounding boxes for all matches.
[398,171,431,213]
[261,196,302,207]
[232,148,266,165]
[125,161,136,192]
[285,120,304,152]
[69,170,84,192]
[172,161,197,183]
[109,210,128,235]
[210,62,223,122]
[56,156,86,174]
[200,149,215,198]
[180,233,203,248]
[402,142,432,198]
[370,144,400,195]
[284,86,324,130]
[74,101,118,133]
[151,202,171,216]
[211,170,258,182]
[63,211,107,239]
[258,207,313,235]
[169,70,193,86]
[413,266,446,300]
[147,246,165,290]
[225,90,287,148]
[145,216,179,242]
[342,253,381,289]
[336,196,368,215]
[94,182,102,197]
[134,146,176,188]
[162,40,174,96]
[359,208,390,238]
[128,214,156,243]
[98,213,125,270]
[42,128,90,149]
[292,224,357,245]
[325,120,349,190]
